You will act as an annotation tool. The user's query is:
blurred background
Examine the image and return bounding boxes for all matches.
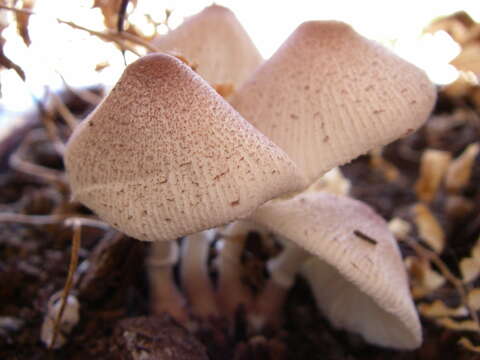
[0,0,479,136]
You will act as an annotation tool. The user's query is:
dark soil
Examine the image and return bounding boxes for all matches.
[1,89,479,359]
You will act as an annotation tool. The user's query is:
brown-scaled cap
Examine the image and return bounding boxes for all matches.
[251,192,421,349]
[153,4,262,88]
[65,54,306,241]
[231,21,437,183]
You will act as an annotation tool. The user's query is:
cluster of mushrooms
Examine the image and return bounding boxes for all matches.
[64,5,436,350]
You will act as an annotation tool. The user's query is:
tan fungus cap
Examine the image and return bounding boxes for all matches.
[65,54,305,241]
[231,21,437,183]
[153,4,262,89]
[251,192,421,349]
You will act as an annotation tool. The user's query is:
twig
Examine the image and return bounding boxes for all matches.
[402,237,480,328]
[0,213,110,230]
[34,98,66,156]
[49,220,81,349]
[49,92,79,131]
[8,129,67,186]
[56,73,104,106]
[117,0,130,33]
[0,5,160,55]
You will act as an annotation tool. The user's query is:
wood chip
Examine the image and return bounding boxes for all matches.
[418,300,467,318]
[460,257,480,283]
[436,318,480,332]
[369,148,400,182]
[405,256,446,299]
[414,149,452,203]
[413,203,446,253]
[445,142,480,193]
[459,337,480,353]
[467,288,480,311]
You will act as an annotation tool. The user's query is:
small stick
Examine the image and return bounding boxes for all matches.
[34,99,66,156]
[8,129,67,187]
[0,213,110,230]
[49,220,81,349]
[402,237,480,328]
[0,5,155,55]
[50,92,79,131]
[353,230,378,245]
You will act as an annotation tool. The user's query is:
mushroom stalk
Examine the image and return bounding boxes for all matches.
[180,229,218,318]
[147,241,188,324]
[217,220,261,320]
[249,242,309,330]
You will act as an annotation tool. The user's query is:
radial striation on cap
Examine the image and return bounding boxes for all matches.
[231,21,437,183]
[153,4,263,88]
[65,54,305,242]
[251,192,421,349]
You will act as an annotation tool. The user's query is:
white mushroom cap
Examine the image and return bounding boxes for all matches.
[65,54,306,242]
[251,192,421,349]
[231,21,437,183]
[153,4,262,88]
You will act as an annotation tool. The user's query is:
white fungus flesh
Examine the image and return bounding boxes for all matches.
[252,192,422,349]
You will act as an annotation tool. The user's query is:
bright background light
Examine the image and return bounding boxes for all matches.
[0,0,478,137]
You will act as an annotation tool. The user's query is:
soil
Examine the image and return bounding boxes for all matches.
[0,89,479,359]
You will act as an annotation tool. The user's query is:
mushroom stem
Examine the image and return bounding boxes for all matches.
[250,242,309,330]
[147,241,188,324]
[217,220,260,320]
[180,229,218,318]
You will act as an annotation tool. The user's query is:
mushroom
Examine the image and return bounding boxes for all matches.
[250,192,422,350]
[153,4,262,93]
[231,20,437,183]
[152,4,265,319]
[64,53,306,321]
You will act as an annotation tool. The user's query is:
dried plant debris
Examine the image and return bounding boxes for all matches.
[414,149,451,203]
[413,203,446,254]
[2,7,480,360]
[445,142,480,193]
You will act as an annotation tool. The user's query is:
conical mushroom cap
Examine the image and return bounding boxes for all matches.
[65,54,305,242]
[231,21,437,183]
[251,192,421,349]
[153,4,262,88]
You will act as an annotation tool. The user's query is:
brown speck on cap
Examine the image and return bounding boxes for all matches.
[65,54,306,242]
[231,21,436,184]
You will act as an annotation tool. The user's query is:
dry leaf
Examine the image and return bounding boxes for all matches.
[388,217,412,240]
[426,11,475,45]
[451,44,480,74]
[460,257,480,283]
[445,195,475,220]
[0,37,26,81]
[436,317,480,332]
[418,300,467,318]
[459,337,480,353]
[405,256,446,299]
[369,148,400,181]
[413,203,446,253]
[467,288,480,311]
[414,149,451,203]
[15,0,35,46]
[445,143,480,193]
[93,0,137,30]
[0,10,25,84]
[95,61,110,72]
